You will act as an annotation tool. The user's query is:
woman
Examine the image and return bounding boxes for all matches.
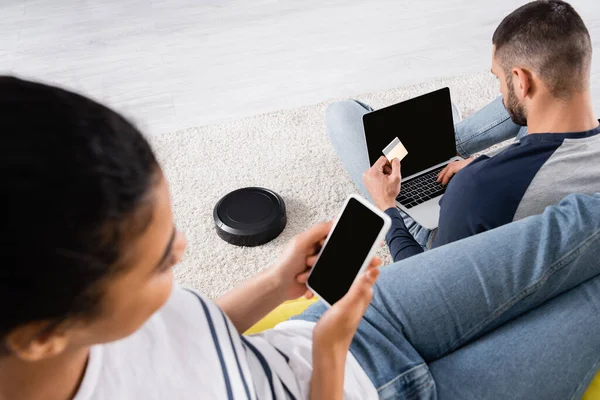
[1,77,599,400]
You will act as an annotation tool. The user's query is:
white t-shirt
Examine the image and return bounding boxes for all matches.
[74,286,378,399]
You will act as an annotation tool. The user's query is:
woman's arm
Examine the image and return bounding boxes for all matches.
[310,349,346,400]
[310,266,380,399]
[215,268,284,333]
[216,222,333,333]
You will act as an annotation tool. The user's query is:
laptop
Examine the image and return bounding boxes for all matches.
[362,87,461,230]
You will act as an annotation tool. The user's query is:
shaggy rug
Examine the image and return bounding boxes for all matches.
[151,71,503,299]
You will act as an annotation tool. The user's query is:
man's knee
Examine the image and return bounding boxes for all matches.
[324,99,372,134]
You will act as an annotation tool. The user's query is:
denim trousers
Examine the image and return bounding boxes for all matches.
[294,98,600,399]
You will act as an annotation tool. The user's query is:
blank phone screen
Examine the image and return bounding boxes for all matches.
[308,198,385,305]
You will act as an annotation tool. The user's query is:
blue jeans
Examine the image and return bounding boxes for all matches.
[324,96,528,248]
[295,192,600,399]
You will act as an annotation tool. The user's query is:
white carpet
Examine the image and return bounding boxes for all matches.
[151,71,500,299]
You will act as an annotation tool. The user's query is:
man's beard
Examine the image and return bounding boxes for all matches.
[504,75,528,126]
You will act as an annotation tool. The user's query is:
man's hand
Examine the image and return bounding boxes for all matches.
[268,221,334,302]
[436,157,475,185]
[363,156,401,211]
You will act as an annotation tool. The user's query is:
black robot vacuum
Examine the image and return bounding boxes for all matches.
[214,187,287,247]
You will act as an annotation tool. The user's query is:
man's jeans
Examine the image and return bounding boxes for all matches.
[295,192,600,399]
[323,96,528,248]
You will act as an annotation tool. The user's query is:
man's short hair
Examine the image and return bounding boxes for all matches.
[492,0,592,98]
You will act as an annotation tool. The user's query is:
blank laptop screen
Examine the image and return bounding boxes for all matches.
[362,87,457,178]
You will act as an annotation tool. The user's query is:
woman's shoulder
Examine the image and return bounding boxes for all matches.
[77,286,234,399]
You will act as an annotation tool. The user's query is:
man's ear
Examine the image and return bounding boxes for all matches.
[512,67,534,100]
[4,321,70,361]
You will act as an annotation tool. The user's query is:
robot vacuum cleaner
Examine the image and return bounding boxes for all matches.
[214,187,287,247]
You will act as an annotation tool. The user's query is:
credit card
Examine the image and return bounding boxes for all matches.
[382,137,408,162]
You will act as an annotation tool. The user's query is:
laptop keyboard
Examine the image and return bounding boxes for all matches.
[397,166,447,209]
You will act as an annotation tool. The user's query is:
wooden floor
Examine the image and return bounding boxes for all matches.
[2,0,599,135]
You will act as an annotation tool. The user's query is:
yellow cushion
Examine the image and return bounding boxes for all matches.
[246,297,600,398]
[584,373,600,400]
[244,297,317,335]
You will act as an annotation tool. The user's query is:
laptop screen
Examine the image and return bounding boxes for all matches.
[362,87,457,178]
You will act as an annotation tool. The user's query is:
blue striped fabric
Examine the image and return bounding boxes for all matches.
[73,286,377,399]
[273,347,290,363]
[221,311,253,400]
[242,337,297,400]
[188,290,234,400]
[242,337,277,399]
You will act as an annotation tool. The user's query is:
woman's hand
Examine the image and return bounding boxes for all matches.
[312,259,381,352]
[218,221,361,333]
[309,261,381,400]
[268,221,334,302]
[218,221,379,334]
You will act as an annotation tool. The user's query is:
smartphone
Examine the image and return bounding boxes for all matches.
[306,194,391,307]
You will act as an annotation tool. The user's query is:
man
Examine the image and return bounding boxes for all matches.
[327,0,600,261]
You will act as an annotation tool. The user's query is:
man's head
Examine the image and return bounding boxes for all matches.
[0,77,187,362]
[491,0,592,125]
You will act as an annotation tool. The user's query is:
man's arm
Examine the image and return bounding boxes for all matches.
[384,207,424,261]
[363,157,424,261]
